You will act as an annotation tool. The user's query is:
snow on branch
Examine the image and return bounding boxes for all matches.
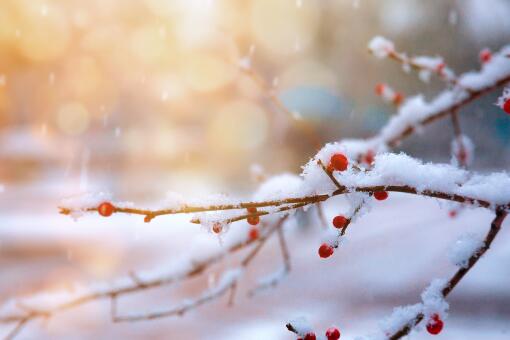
[0,217,288,338]
[382,209,507,340]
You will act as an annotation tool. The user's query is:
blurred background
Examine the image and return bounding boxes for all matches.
[1,0,510,339]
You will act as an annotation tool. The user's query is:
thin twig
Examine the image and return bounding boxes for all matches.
[112,217,287,322]
[248,222,291,296]
[0,220,283,329]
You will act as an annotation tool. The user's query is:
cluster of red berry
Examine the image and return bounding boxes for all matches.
[319,153,388,259]
[296,326,341,340]
[426,314,444,335]
[375,83,404,106]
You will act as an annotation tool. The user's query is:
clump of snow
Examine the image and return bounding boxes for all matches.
[460,45,510,90]
[448,232,485,268]
[320,227,342,246]
[368,36,394,58]
[376,279,448,338]
[421,279,449,320]
[457,171,510,205]
[413,56,445,83]
[378,303,423,336]
[288,316,313,335]
[335,153,469,193]
[253,173,305,201]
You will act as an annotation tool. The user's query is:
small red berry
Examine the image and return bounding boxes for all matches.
[393,92,404,105]
[364,150,375,165]
[479,48,492,64]
[248,227,259,241]
[332,215,347,229]
[247,215,260,226]
[503,99,510,115]
[457,148,468,164]
[325,327,341,340]
[426,314,444,335]
[98,202,115,217]
[318,243,334,258]
[375,83,385,95]
[247,206,257,214]
[448,210,457,218]
[373,191,388,200]
[212,222,223,234]
[436,62,446,73]
[330,153,348,172]
[304,333,316,340]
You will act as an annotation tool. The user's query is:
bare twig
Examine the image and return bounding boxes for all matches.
[248,223,291,296]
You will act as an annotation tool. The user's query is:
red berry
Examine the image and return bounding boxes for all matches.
[393,92,404,105]
[426,314,444,335]
[375,83,385,95]
[248,227,259,241]
[330,153,348,172]
[98,202,115,217]
[374,191,388,200]
[364,150,375,165]
[457,148,467,164]
[318,243,334,258]
[325,327,341,340]
[332,215,347,229]
[503,99,510,115]
[304,333,316,340]
[212,222,223,234]
[448,210,457,218]
[479,48,492,64]
[247,206,257,214]
[436,62,446,73]
[247,215,260,226]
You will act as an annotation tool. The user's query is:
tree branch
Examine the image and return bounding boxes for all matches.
[388,208,508,340]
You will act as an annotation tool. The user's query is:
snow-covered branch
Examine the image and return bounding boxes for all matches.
[385,209,507,340]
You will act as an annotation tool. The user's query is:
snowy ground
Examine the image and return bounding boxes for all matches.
[1,180,510,340]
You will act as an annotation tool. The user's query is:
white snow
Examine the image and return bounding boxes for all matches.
[421,279,449,320]
[448,232,485,268]
[288,316,313,335]
[368,36,395,59]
